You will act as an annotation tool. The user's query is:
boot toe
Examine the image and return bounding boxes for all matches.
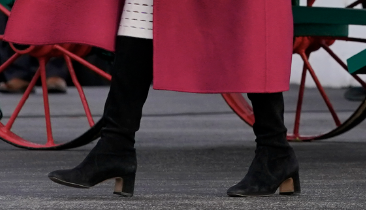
[227,183,274,197]
[48,170,68,181]
[227,185,248,197]
[48,170,89,188]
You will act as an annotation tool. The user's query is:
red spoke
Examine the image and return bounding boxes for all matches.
[0,53,21,74]
[307,0,316,6]
[221,93,255,125]
[39,58,54,146]
[54,45,111,81]
[64,55,95,127]
[320,42,366,89]
[294,63,308,136]
[5,69,40,131]
[0,4,10,16]
[300,53,342,127]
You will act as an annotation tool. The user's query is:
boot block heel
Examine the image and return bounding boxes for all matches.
[279,178,294,195]
[279,172,301,195]
[113,174,135,197]
[293,171,301,194]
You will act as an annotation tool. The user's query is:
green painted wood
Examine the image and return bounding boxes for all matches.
[293,6,366,74]
[0,0,14,10]
[294,24,349,37]
[293,6,366,26]
[292,0,300,6]
[292,6,366,37]
[347,49,366,75]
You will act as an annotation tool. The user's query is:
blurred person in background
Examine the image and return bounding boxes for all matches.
[0,0,68,93]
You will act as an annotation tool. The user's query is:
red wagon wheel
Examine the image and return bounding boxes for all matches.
[222,0,366,141]
[0,4,111,150]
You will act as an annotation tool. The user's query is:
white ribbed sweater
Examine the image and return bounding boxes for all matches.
[118,0,154,39]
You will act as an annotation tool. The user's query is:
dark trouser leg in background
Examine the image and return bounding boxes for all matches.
[0,12,34,87]
[1,12,68,93]
[227,92,300,196]
[48,36,153,197]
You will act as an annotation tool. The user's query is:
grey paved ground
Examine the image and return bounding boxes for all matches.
[0,85,366,209]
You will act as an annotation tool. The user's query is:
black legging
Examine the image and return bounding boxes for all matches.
[103,36,287,148]
[101,36,153,148]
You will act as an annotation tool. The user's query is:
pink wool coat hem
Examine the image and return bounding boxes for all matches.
[4,0,293,94]
[153,0,293,93]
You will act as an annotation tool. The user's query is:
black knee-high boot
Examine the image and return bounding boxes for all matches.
[227,93,300,196]
[48,36,153,197]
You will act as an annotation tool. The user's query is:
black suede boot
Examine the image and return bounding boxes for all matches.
[227,93,300,197]
[48,36,153,197]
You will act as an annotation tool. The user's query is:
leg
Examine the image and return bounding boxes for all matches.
[2,54,34,82]
[0,54,34,93]
[0,12,35,93]
[48,36,153,197]
[45,57,68,93]
[227,92,300,196]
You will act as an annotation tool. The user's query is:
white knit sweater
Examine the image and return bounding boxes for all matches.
[118,0,154,39]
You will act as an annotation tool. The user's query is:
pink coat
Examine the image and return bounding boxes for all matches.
[4,0,293,93]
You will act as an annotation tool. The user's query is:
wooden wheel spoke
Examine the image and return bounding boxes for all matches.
[294,63,308,136]
[321,43,366,89]
[39,58,54,146]
[221,93,255,125]
[54,45,111,81]
[64,55,95,127]
[0,53,21,74]
[300,53,342,127]
[5,69,40,131]
[320,43,348,70]
[0,4,10,16]
[0,14,109,149]
[307,0,316,6]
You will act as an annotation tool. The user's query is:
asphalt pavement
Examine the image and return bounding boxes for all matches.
[0,85,366,209]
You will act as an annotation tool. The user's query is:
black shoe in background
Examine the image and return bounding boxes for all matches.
[344,87,366,101]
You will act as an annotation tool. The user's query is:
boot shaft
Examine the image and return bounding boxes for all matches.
[247,92,289,148]
[102,36,153,145]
